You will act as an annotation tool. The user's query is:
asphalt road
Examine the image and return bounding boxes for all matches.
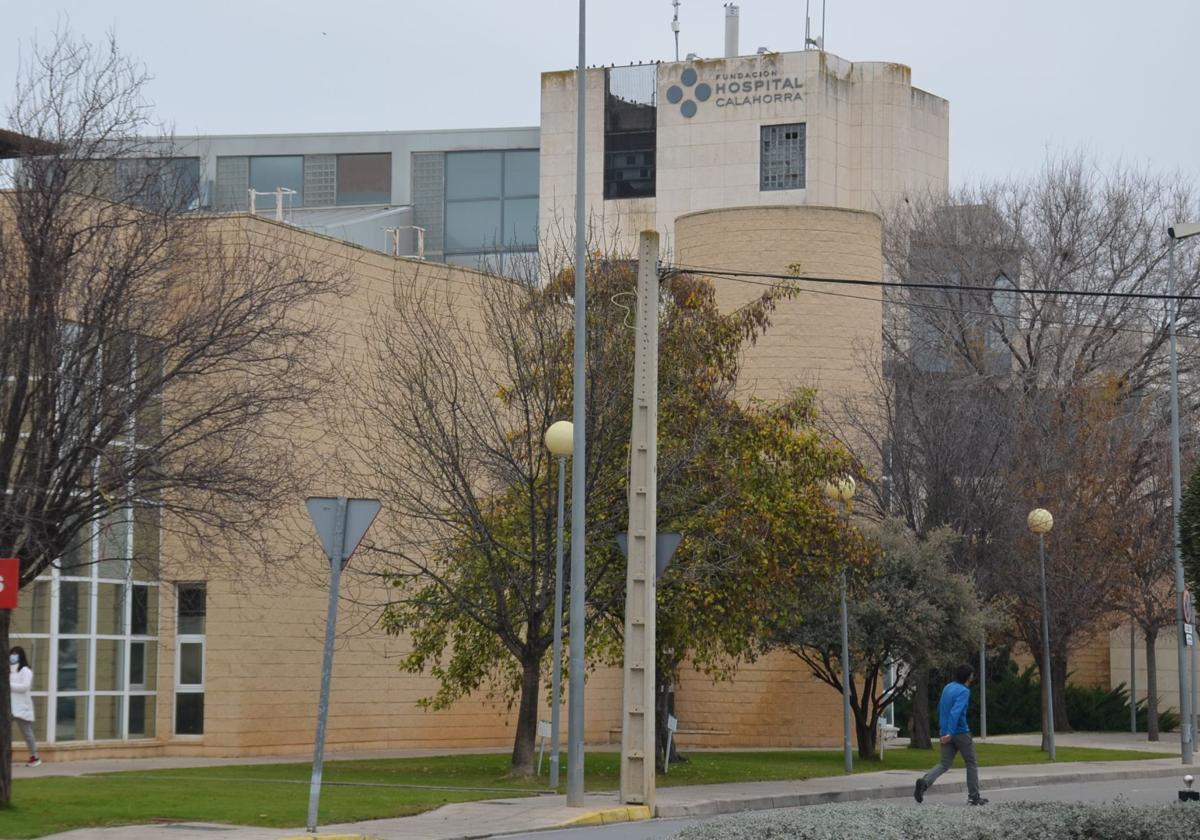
[496,775,1198,840]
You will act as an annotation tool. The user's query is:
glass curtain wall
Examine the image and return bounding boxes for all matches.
[443,149,539,275]
[11,512,161,744]
[9,334,162,746]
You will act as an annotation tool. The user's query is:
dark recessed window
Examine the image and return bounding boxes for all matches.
[604,65,657,200]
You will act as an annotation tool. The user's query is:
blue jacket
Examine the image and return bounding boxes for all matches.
[937,681,971,737]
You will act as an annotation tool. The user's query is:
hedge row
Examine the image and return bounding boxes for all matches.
[673,802,1200,840]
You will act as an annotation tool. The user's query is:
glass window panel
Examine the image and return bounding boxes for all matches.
[444,252,504,274]
[95,639,126,692]
[99,509,131,578]
[57,639,89,691]
[502,198,538,249]
[11,579,50,635]
[60,528,92,576]
[57,582,90,634]
[445,200,502,253]
[132,508,160,581]
[760,123,806,191]
[130,641,146,687]
[20,639,50,692]
[249,156,304,211]
[128,694,156,737]
[445,152,502,200]
[503,151,539,197]
[177,585,206,635]
[93,694,124,740]
[97,583,126,636]
[138,641,158,688]
[55,696,88,742]
[336,153,391,205]
[11,696,47,744]
[178,643,204,686]
[132,585,157,635]
[175,692,204,735]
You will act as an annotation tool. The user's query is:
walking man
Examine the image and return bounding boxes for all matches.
[914,663,987,805]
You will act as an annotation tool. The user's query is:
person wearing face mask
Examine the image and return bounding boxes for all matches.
[9,646,41,767]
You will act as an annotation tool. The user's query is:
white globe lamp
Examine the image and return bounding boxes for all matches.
[544,421,574,458]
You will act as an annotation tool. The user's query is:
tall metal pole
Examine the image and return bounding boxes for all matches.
[1130,624,1137,734]
[840,566,853,773]
[567,0,589,807]
[979,631,987,739]
[1168,236,1196,764]
[307,497,347,833]
[549,456,567,788]
[1038,533,1056,761]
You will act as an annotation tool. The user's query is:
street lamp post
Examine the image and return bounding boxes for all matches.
[824,476,856,774]
[566,0,589,807]
[544,421,574,789]
[1027,507,1055,761]
[1168,221,1200,765]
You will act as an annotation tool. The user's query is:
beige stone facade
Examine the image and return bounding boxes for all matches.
[539,50,949,257]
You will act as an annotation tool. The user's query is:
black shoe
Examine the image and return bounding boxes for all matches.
[968,796,988,806]
[914,778,927,803]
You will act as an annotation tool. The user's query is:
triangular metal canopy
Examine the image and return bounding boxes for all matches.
[615,532,682,581]
[306,497,381,567]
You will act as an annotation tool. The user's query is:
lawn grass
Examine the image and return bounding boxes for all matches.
[0,744,1175,839]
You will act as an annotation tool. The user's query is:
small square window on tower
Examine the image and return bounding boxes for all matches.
[760,123,806,191]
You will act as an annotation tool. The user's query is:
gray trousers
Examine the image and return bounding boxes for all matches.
[14,717,37,755]
[921,732,980,799]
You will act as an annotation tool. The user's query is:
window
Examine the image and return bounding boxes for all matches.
[114,158,202,210]
[604,65,657,200]
[249,156,303,211]
[760,123,806,191]
[443,150,539,273]
[174,583,206,736]
[336,153,391,205]
[6,332,162,745]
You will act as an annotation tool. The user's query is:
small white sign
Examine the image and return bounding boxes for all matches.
[537,720,552,739]
[667,714,678,733]
[1185,623,1195,647]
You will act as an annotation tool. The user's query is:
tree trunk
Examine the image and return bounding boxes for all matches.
[1,609,12,806]
[1145,627,1160,741]
[854,709,879,760]
[1051,651,1073,734]
[908,668,932,749]
[509,654,542,777]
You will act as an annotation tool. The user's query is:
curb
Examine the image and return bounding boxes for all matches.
[558,805,653,827]
[654,766,1190,818]
[279,835,380,839]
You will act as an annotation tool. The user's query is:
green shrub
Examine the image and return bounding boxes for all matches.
[895,658,1178,737]
[674,801,1200,840]
[1067,682,1179,733]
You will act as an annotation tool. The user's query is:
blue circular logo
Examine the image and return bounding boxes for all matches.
[671,67,705,118]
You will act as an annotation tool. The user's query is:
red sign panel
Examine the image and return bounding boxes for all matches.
[0,558,18,609]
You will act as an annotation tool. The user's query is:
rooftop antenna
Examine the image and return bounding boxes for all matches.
[804,0,826,51]
[671,0,681,61]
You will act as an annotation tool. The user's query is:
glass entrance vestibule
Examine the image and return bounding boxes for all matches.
[10,509,160,745]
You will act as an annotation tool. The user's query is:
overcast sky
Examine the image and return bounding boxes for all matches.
[3,0,1198,185]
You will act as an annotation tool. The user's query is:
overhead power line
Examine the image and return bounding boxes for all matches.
[663,263,1200,303]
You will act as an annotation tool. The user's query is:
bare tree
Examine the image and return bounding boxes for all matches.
[0,30,342,803]
[836,155,1200,751]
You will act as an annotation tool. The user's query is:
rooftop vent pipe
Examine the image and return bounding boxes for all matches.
[724,4,739,58]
